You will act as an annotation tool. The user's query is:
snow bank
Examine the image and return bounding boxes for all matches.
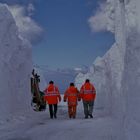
[121,1,140,139]
[75,0,126,114]
[0,4,32,122]
[75,0,140,139]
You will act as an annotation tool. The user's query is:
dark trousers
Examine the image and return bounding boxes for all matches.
[49,104,57,118]
[83,100,94,117]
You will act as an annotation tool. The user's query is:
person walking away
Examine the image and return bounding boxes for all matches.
[64,83,80,119]
[44,81,61,119]
[80,79,96,119]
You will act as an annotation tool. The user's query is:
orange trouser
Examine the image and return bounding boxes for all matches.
[68,105,76,118]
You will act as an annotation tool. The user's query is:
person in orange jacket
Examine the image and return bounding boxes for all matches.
[44,81,61,119]
[64,83,80,119]
[80,79,96,119]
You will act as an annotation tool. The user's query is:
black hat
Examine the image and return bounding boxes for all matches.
[85,79,90,83]
[49,81,54,84]
[70,83,74,86]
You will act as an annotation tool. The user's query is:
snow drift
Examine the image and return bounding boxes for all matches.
[75,0,140,139]
[0,4,32,122]
[75,0,126,118]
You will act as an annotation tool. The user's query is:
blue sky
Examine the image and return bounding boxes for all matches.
[1,0,114,69]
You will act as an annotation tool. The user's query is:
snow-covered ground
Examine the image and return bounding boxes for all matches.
[0,101,120,140]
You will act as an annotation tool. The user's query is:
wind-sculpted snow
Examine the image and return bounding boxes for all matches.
[0,4,32,122]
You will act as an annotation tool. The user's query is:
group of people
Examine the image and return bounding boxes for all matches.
[44,79,96,119]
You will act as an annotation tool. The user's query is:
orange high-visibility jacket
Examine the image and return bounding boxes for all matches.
[44,84,61,104]
[64,86,80,106]
[80,83,96,101]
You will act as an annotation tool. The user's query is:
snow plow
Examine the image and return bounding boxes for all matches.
[31,69,46,111]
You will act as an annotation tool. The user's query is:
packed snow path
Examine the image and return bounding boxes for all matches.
[0,104,120,140]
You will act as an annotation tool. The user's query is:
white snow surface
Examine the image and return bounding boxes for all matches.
[0,101,120,140]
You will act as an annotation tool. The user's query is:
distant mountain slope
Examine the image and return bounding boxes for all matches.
[34,65,88,93]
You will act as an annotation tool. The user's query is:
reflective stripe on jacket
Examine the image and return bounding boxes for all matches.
[64,86,80,106]
[44,84,61,104]
[80,83,96,101]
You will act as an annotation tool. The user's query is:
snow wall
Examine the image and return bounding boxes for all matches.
[75,0,126,118]
[0,4,32,122]
[75,0,140,139]
[122,0,140,139]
